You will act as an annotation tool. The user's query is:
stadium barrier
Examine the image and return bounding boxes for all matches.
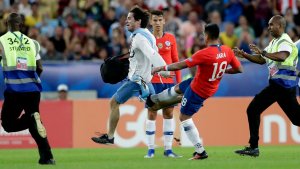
[1,98,299,148]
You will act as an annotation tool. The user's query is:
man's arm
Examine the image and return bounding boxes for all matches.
[152,60,187,75]
[33,40,43,76]
[296,70,300,77]
[233,47,266,64]
[225,65,243,74]
[170,35,182,83]
[0,43,2,62]
[36,59,43,77]
[226,49,243,74]
[135,35,170,77]
[249,44,289,62]
[135,35,166,67]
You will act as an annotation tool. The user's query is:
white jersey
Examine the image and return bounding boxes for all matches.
[128,29,169,83]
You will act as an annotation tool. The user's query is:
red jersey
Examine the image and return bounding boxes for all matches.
[185,45,241,99]
[152,32,181,83]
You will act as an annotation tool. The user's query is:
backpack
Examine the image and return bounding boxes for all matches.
[100,52,130,84]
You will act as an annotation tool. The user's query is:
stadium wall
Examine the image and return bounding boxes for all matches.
[0,98,299,148]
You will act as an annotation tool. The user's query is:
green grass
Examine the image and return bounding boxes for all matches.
[0,146,299,169]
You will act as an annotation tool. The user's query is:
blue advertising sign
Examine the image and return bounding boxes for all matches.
[0,61,271,100]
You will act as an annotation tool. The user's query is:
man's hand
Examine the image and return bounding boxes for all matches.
[233,47,247,58]
[249,44,263,54]
[151,66,164,75]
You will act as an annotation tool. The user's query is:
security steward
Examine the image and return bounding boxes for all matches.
[0,13,55,165]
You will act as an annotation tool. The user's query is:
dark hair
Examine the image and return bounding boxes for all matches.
[7,12,23,27]
[129,6,149,28]
[205,23,219,40]
[150,10,164,17]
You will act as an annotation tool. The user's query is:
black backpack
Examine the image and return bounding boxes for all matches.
[100,52,130,84]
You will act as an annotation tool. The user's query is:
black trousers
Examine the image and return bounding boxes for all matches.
[1,91,53,161]
[247,81,300,148]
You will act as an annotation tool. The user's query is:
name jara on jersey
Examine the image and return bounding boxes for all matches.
[216,52,226,59]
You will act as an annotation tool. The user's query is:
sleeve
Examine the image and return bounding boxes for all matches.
[0,41,3,61]
[185,50,203,68]
[33,40,41,60]
[277,42,292,54]
[135,34,167,67]
[170,34,181,83]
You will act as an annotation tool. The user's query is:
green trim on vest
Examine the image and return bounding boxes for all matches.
[4,78,41,84]
[265,33,298,82]
[272,74,297,81]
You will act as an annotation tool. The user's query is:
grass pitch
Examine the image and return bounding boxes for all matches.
[0,146,299,169]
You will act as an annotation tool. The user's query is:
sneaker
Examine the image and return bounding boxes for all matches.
[33,112,47,138]
[91,134,114,145]
[235,146,259,157]
[39,159,56,165]
[164,150,182,158]
[144,149,155,158]
[188,151,208,160]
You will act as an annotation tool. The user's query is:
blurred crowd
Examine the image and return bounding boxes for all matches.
[1,0,300,61]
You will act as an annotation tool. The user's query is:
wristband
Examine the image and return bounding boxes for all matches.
[261,50,267,57]
[164,65,168,71]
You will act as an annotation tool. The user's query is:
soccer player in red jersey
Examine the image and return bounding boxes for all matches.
[147,23,243,160]
[144,10,181,158]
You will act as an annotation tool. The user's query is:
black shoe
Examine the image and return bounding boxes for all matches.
[91,134,114,144]
[145,95,155,107]
[39,159,55,165]
[189,151,208,160]
[235,146,259,157]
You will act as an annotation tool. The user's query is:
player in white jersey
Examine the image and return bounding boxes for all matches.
[91,5,170,145]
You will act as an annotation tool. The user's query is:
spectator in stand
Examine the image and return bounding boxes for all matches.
[49,26,66,54]
[94,23,110,50]
[18,0,32,16]
[85,17,100,38]
[256,28,272,50]
[185,20,206,52]
[220,22,238,48]
[24,2,41,28]
[208,10,225,32]
[101,7,118,33]
[204,0,224,16]
[293,0,300,26]
[84,0,104,21]
[234,15,255,40]
[27,26,40,40]
[284,7,296,32]
[62,0,85,26]
[109,13,131,43]
[109,28,127,56]
[42,41,64,60]
[287,27,299,42]
[83,38,98,60]
[36,13,58,38]
[57,84,68,100]
[93,47,108,61]
[253,0,273,37]
[223,0,244,24]
[68,42,84,61]
[237,29,253,54]
[163,7,181,37]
